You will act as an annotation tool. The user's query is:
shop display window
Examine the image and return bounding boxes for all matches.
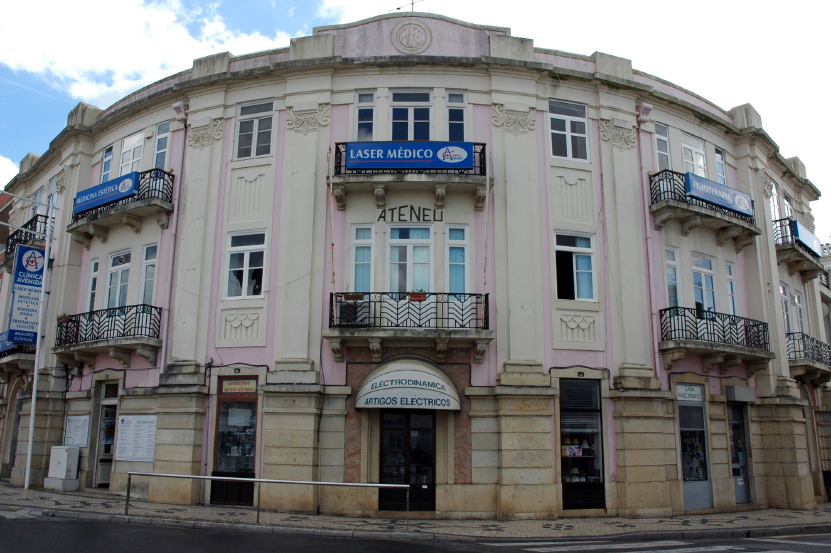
[679,404,708,481]
[560,379,605,509]
[216,401,257,474]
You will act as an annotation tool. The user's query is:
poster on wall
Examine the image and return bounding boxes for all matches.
[8,246,45,344]
[115,415,157,462]
[64,415,90,448]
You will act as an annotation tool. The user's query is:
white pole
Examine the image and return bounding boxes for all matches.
[24,206,52,489]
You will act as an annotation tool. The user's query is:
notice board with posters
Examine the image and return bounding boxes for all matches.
[115,415,157,462]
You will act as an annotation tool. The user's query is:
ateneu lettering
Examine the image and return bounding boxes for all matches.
[377,204,443,222]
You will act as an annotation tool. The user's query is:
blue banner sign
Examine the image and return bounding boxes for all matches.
[0,331,16,353]
[791,219,822,257]
[8,246,45,344]
[74,172,139,215]
[345,142,474,170]
[684,173,753,217]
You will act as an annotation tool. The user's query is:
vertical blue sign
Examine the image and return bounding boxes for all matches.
[8,246,45,344]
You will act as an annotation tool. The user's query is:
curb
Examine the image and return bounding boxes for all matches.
[3,503,831,542]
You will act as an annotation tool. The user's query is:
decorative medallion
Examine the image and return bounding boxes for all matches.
[599,119,636,150]
[391,20,432,55]
[286,104,331,135]
[491,104,536,136]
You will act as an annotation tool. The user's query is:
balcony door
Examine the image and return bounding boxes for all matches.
[106,252,131,339]
[388,227,432,327]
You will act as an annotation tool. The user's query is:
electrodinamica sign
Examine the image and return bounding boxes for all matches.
[356,359,461,410]
[73,171,139,215]
[684,173,753,217]
[8,246,45,343]
[791,219,822,257]
[345,142,474,170]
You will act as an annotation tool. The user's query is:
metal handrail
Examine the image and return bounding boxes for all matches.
[334,142,487,176]
[786,332,831,367]
[126,472,411,527]
[821,271,830,289]
[55,304,162,346]
[329,292,489,330]
[4,213,53,261]
[648,169,756,226]
[71,168,174,223]
[659,306,770,351]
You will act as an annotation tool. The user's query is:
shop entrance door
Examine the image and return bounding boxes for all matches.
[379,411,435,511]
[728,404,750,504]
[1,388,23,479]
[211,377,258,506]
[678,384,713,511]
[95,406,117,487]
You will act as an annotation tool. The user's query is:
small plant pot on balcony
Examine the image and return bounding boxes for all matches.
[57,316,71,324]
[409,293,427,302]
[343,293,364,302]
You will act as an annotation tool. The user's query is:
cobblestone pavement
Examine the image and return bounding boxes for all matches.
[1,482,830,538]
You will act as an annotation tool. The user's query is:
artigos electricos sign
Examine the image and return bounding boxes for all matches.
[355,359,461,410]
[8,246,46,343]
[345,142,474,170]
[73,171,139,215]
[684,173,753,217]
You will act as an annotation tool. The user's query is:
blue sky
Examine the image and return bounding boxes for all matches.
[0,0,829,236]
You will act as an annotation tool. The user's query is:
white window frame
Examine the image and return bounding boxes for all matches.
[692,254,716,313]
[141,244,158,305]
[351,225,374,294]
[386,224,433,292]
[30,187,44,219]
[154,122,171,170]
[554,232,596,302]
[794,291,806,334]
[447,91,466,142]
[355,91,375,142]
[726,262,737,316]
[87,259,100,312]
[235,101,274,160]
[446,226,469,295]
[769,180,781,221]
[780,283,791,333]
[119,132,144,176]
[548,100,590,162]
[714,147,727,186]
[107,250,132,310]
[389,90,432,142]
[100,145,114,183]
[783,194,795,220]
[665,247,680,308]
[655,123,671,172]
[225,231,267,299]
[682,134,706,177]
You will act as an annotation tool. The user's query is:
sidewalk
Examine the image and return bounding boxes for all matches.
[1,482,830,541]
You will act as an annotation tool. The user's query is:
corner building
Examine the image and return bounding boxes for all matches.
[0,13,829,518]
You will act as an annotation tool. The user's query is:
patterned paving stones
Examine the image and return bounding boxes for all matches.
[1,482,830,539]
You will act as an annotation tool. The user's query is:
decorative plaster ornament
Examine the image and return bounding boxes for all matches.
[599,119,637,150]
[286,104,331,135]
[391,20,432,54]
[491,104,536,136]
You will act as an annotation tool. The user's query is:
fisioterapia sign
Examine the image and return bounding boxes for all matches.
[8,246,45,344]
[74,172,139,215]
[684,173,753,217]
[345,142,474,170]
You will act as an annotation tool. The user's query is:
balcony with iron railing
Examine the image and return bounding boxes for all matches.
[771,218,823,280]
[786,332,831,385]
[648,170,760,253]
[322,292,494,364]
[331,143,490,211]
[659,306,774,375]
[2,214,53,272]
[67,169,174,248]
[0,343,36,380]
[52,304,162,369]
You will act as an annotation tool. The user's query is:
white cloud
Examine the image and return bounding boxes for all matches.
[0,154,18,187]
[0,0,292,108]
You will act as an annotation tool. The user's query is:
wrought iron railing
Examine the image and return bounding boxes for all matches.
[659,307,769,351]
[4,214,53,262]
[71,168,174,223]
[772,218,820,260]
[0,343,36,358]
[329,292,488,330]
[334,143,487,176]
[821,271,830,289]
[787,332,831,367]
[649,169,755,226]
[55,304,162,347]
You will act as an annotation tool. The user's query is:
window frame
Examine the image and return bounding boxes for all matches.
[107,250,132,310]
[141,244,158,305]
[119,132,144,176]
[654,123,671,172]
[355,91,375,142]
[100,145,114,183]
[225,231,267,300]
[389,90,432,142]
[154,122,171,170]
[447,91,467,142]
[386,224,434,293]
[793,291,806,333]
[548,100,590,162]
[235,101,274,160]
[554,232,596,302]
[30,187,43,219]
[681,134,706,177]
[446,225,469,295]
[665,247,680,308]
[691,254,716,313]
[87,259,100,312]
[780,283,791,333]
[351,224,374,294]
[714,147,727,186]
[725,262,737,316]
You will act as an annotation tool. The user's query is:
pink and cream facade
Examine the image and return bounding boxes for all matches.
[1,13,829,518]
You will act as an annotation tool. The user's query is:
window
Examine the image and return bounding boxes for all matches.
[120,132,144,175]
[783,195,795,220]
[88,260,99,312]
[155,122,170,169]
[666,248,679,307]
[555,233,594,300]
[447,227,467,294]
[101,146,113,183]
[726,262,737,316]
[794,291,805,333]
[47,175,57,210]
[447,92,465,142]
[769,181,780,221]
[237,102,273,158]
[352,226,373,294]
[391,91,431,141]
[141,244,157,305]
[655,123,671,171]
[30,187,43,219]
[549,100,588,161]
[682,134,706,177]
[715,148,727,186]
[388,226,431,293]
[780,283,791,333]
[356,93,375,142]
[107,252,131,309]
[692,255,715,313]
[227,232,265,298]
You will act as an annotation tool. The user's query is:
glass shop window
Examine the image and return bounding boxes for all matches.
[679,396,709,482]
[560,379,605,509]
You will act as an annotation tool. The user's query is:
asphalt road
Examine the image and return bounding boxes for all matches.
[2,511,830,553]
